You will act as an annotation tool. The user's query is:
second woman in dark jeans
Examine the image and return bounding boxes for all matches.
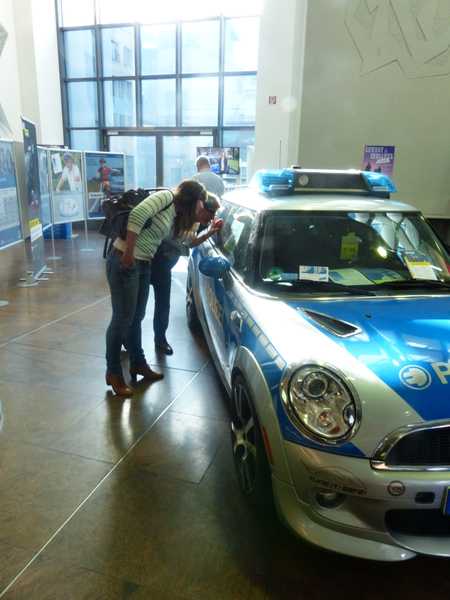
[151,193,221,355]
[105,180,207,396]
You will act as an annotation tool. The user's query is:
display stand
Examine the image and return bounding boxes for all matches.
[47,225,62,261]
[18,273,42,287]
[80,218,94,252]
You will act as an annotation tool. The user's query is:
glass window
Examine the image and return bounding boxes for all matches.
[182,77,218,126]
[141,24,176,75]
[222,129,255,162]
[60,0,95,27]
[70,129,100,151]
[257,212,450,294]
[102,27,135,77]
[223,75,256,126]
[217,204,256,274]
[67,81,98,127]
[225,17,259,72]
[104,80,136,127]
[64,30,96,79]
[182,21,220,73]
[109,136,157,188]
[222,129,255,182]
[142,79,176,127]
[97,0,137,24]
[163,135,213,188]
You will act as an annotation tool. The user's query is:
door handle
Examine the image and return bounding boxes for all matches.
[230,310,243,332]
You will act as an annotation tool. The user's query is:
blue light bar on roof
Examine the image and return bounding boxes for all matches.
[361,171,397,194]
[252,168,397,196]
[252,169,295,194]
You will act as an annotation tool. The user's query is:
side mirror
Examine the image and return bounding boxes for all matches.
[199,256,231,279]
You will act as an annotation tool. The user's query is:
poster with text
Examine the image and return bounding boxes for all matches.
[38,147,51,229]
[50,149,85,224]
[362,145,395,178]
[85,152,125,219]
[22,117,46,278]
[0,140,22,249]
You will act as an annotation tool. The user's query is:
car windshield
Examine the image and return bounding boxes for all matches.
[257,211,450,293]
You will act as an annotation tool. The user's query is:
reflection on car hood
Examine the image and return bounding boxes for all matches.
[288,297,450,422]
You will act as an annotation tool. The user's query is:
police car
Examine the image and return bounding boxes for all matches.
[185,167,450,561]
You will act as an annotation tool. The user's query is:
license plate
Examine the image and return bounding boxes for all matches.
[443,488,450,516]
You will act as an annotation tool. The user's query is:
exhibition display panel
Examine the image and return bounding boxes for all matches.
[49,149,85,224]
[37,147,52,231]
[84,151,125,220]
[0,139,22,250]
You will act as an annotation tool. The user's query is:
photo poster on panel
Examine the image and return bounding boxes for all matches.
[362,146,396,178]
[21,117,46,277]
[85,152,125,219]
[37,147,51,230]
[49,149,85,224]
[125,154,135,190]
[0,139,22,250]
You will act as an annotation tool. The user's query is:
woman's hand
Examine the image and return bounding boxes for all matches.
[121,251,135,269]
[209,218,224,235]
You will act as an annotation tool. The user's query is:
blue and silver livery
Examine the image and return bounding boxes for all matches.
[186,167,450,561]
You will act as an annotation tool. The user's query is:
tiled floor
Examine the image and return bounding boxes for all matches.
[1,235,450,599]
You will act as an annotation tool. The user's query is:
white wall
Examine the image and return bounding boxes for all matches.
[298,0,450,217]
[31,0,64,145]
[0,0,63,145]
[0,0,23,140]
[252,0,307,174]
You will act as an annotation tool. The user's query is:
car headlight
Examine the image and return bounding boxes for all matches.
[281,365,359,443]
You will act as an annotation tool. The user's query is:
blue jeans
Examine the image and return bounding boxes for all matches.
[105,252,151,376]
[151,251,180,344]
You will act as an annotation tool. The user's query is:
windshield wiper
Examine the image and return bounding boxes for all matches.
[374,279,450,291]
[265,280,377,296]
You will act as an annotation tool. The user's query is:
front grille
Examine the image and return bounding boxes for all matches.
[386,427,450,467]
[386,510,450,537]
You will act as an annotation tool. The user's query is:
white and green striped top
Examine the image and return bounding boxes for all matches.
[114,190,176,261]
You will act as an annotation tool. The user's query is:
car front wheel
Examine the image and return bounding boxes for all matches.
[231,374,272,511]
[186,271,201,333]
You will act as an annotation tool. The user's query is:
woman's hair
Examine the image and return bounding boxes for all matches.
[173,180,207,236]
[204,192,220,214]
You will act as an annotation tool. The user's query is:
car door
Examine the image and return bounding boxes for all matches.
[200,203,257,382]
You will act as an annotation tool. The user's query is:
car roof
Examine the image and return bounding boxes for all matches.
[222,187,420,214]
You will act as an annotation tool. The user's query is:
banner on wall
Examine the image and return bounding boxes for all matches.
[21,117,46,278]
[50,149,85,224]
[0,139,22,250]
[362,145,396,178]
[37,147,51,230]
[85,152,125,219]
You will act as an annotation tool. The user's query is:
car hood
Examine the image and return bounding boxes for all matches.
[287,296,450,424]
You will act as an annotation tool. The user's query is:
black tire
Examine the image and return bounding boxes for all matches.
[186,271,202,334]
[230,374,273,512]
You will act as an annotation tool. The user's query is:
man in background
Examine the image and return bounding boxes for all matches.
[192,155,225,198]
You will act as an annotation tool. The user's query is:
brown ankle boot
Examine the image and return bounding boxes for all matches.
[129,363,164,384]
[105,373,134,396]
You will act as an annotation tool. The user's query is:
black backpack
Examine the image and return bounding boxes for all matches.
[99,188,173,258]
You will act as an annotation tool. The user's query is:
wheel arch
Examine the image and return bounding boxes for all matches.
[231,347,293,484]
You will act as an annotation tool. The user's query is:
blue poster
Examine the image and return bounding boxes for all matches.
[0,140,22,249]
[85,152,125,219]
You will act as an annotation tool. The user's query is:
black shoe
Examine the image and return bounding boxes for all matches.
[155,340,174,355]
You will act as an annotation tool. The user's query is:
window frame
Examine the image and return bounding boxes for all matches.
[56,11,257,156]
